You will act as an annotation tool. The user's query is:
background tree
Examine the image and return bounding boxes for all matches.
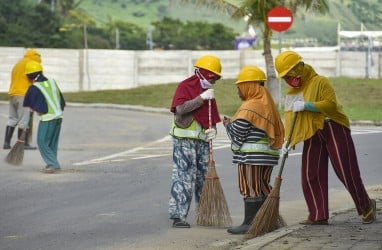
[151,17,237,50]
[181,0,329,104]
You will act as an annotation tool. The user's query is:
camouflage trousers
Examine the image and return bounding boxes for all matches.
[168,138,209,221]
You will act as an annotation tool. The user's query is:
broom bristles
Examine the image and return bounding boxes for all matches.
[5,140,26,166]
[245,176,286,238]
[5,131,26,166]
[197,163,232,227]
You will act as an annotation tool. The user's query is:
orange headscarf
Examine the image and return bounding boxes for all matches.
[233,82,284,149]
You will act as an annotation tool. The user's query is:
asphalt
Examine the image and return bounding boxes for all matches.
[40,103,382,250]
[2,101,380,250]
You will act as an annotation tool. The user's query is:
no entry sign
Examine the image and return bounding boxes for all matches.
[267,6,293,32]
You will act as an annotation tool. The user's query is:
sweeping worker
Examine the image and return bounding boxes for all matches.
[23,61,66,174]
[168,55,222,228]
[275,50,376,225]
[223,66,284,234]
[3,49,41,150]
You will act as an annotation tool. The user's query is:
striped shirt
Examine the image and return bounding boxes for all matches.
[226,119,280,166]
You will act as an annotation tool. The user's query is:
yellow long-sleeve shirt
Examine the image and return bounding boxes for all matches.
[8,49,41,96]
[284,64,349,147]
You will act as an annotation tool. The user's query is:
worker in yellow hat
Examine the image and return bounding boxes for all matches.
[224,66,284,234]
[3,49,41,150]
[23,61,66,174]
[275,50,376,225]
[168,55,222,228]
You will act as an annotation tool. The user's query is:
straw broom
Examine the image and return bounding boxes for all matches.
[196,99,232,227]
[5,129,27,166]
[246,113,298,238]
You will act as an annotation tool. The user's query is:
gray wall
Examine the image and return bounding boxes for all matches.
[0,47,380,93]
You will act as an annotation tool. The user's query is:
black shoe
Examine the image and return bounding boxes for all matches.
[172,218,191,228]
[227,224,250,234]
[3,144,11,149]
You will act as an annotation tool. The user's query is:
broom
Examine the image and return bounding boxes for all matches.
[196,99,232,227]
[246,113,298,238]
[5,129,27,166]
[26,111,34,144]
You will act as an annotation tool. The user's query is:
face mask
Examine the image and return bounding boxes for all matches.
[196,69,213,89]
[284,62,303,88]
[285,76,302,88]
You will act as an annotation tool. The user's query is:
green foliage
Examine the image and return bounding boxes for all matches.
[1,0,381,49]
[152,17,237,50]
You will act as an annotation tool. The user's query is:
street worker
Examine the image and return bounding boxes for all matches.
[275,50,376,225]
[23,61,66,174]
[223,66,284,234]
[168,55,222,228]
[3,49,41,150]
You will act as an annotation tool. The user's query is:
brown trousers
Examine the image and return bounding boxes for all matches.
[238,164,273,198]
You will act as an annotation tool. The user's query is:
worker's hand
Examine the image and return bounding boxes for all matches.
[205,128,217,140]
[223,116,231,127]
[293,101,305,112]
[200,89,215,100]
[281,141,291,155]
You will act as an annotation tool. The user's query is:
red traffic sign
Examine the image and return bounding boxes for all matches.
[267,6,293,32]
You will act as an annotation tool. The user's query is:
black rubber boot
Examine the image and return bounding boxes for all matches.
[227,197,265,234]
[18,128,37,150]
[3,126,15,149]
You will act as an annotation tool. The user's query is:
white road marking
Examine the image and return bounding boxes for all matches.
[73,128,382,166]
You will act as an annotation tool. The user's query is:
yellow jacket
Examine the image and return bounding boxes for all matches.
[8,49,41,96]
[284,64,349,147]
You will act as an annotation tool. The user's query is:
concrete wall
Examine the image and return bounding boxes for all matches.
[0,47,380,93]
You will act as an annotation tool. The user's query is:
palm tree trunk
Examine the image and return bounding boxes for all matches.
[263,25,279,106]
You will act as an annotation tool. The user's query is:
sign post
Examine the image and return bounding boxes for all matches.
[266,6,294,109]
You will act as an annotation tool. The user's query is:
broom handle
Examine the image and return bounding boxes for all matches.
[277,113,298,177]
[208,99,213,161]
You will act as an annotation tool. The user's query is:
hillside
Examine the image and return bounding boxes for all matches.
[79,0,381,46]
[81,0,246,33]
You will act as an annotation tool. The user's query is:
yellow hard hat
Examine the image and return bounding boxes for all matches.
[25,60,43,75]
[275,51,302,78]
[194,55,222,76]
[236,66,266,84]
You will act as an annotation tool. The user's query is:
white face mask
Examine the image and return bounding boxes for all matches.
[196,69,213,89]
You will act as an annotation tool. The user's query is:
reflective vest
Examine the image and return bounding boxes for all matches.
[34,80,63,121]
[169,119,208,141]
[231,137,280,156]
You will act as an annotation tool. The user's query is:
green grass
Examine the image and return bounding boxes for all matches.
[2,77,380,121]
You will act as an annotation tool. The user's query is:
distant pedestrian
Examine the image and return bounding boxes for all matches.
[168,55,222,228]
[3,49,41,150]
[275,50,376,225]
[23,61,66,174]
[224,66,284,234]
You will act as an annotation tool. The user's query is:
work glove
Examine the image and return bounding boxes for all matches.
[200,89,215,100]
[293,101,305,112]
[205,128,217,140]
[281,141,291,155]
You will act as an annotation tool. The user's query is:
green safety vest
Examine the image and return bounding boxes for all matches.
[231,137,280,156]
[34,80,63,121]
[169,119,208,141]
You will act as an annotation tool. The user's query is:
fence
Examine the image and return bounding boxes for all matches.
[0,47,380,93]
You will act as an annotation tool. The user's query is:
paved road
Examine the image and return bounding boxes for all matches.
[1,103,381,250]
